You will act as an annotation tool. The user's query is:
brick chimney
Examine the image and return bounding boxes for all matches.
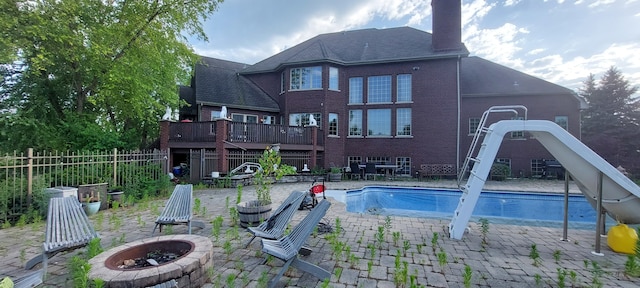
[431,0,462,51]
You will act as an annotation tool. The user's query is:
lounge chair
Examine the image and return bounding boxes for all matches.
[24,196,99,281]
[261,200,332,288]
[245,191,306,248]
[152,184,205,235]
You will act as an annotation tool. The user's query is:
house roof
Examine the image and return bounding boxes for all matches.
[242,27,469,74]
[193,57,280,112]
[460,56,575,97]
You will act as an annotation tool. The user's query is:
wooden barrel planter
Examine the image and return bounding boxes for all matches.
[236,200,272,228]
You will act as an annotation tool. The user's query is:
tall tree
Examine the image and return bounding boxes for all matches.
[580,67,639,175]
[0,0,222,152]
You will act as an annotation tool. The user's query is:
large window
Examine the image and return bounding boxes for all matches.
[367,75,392,103]
[290,66,322,90]
[289,113,322,127]
[349,77,363,104]
[367,109,391,136]
[328,113,338,136]
[469,118,480,135]
[348,110,362,136]
[397,74,412,102]
[329,67,339,91]
[555,116,568,130]
[231,113,258,123]
[396,108,412,136]
[396,157,411,176]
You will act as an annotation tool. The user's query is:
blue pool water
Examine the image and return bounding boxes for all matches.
[324,186,614,229]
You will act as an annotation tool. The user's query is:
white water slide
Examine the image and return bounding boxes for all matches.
[449,119,640,240]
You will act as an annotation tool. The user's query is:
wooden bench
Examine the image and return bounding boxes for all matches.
[261,200,332,288]
[152,184,205,235]
[418,164,457,179]
[25,196,99,280]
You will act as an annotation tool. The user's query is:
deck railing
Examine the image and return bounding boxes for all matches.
[168,121,322,146]
[169,121,217,143]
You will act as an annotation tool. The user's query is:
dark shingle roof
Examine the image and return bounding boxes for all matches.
[460,57,575,97]
[194,57,279,112]
[243,27,469,73]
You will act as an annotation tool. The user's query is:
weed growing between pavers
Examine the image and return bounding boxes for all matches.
[530,243,541,266]
[479,218,489,249]
[463,264,472,288]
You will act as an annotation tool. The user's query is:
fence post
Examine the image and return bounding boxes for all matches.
[27,148,33,206]
[113,148,118,186]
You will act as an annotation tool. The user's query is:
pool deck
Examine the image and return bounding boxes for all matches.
[2,179,639,287]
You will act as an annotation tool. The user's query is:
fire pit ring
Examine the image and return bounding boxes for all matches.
[88,235,213,288]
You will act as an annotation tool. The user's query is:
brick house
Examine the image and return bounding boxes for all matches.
[160,0,585,180]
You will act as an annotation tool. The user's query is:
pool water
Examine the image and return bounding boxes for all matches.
[324,186,614,229]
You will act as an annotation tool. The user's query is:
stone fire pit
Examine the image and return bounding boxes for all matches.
[88,234,213,288]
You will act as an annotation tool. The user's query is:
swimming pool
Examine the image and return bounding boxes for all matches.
[324,186,614,229]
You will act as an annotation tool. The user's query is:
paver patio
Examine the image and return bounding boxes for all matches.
[1,179,639,287]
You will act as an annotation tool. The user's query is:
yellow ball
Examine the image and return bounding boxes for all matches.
[607,223,638,254]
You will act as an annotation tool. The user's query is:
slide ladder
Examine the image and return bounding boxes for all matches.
[457,106,528,187]
[451,106,527,240]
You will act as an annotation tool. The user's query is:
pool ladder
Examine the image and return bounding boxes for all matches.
[450,106,527,239]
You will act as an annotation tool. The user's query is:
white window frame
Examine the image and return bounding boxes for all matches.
[231,113,258,123]
[328,113,338,136]
[348,110,362,136]
[397,74,412,102]
[396,108,412,136]
[367,75,392,103]
[349,77,363,104]
[367,109,391,137]
[469,118,480,135]
[290,66,322,90]
[289,113,322,128]
[329,67,339,91]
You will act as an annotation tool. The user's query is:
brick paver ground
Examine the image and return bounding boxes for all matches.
[1,179,639,287]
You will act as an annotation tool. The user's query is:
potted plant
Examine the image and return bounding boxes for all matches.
[82,191,101,216]
[107,185,125,207]
[328,166,342,182]
[237,146,295,227]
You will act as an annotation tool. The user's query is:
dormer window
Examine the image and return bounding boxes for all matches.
[290,66,322,90]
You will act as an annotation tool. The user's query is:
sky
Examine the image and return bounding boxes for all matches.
[190,0,640,94]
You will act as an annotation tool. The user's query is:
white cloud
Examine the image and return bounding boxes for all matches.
[587,0,616,8]
[527,48,546,56]
[522,43,640,91]
[464,22,529,69]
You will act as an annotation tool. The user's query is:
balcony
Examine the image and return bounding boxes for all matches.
[164,121,323,149]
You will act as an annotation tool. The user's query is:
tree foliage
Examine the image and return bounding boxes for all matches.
[0,0,222,152]
[580,66,639,175]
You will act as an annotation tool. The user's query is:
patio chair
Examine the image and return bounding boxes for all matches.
[24,196,99,281]
[349,162,362,180]
[364,162,377,180]
[261,200,332,288]
[152,184,205,235]
[244,191,306,248]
